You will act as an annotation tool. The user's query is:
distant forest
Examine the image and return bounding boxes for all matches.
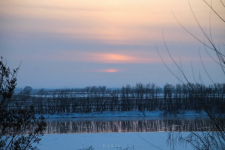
[10,83,225,115]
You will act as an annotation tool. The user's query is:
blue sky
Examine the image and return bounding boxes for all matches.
[1,0,224,88]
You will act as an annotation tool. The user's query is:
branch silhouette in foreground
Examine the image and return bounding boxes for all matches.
[157,0,225,149]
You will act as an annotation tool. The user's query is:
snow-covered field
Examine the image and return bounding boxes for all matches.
[37,132,193,150]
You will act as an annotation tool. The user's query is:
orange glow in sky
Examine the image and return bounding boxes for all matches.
[95,69,119,73]
[88,53,137,63]
[84,53,172,64]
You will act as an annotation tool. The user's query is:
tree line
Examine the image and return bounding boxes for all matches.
[8,83,225,115]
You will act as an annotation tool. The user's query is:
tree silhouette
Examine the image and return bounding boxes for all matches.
[0,57,46,150]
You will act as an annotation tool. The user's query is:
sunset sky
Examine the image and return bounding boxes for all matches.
[1,0,224,88]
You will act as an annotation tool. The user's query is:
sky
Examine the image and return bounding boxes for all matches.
[1,0,224,89]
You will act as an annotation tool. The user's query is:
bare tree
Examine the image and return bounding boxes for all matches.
[156,0,225,150]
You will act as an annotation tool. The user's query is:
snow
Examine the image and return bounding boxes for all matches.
[39,110,207,119]
[37,132,194,150]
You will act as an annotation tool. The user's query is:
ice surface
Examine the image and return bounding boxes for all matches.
[37,132,193,150]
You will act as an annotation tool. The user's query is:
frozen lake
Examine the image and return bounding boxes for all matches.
[38,132,194,150]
